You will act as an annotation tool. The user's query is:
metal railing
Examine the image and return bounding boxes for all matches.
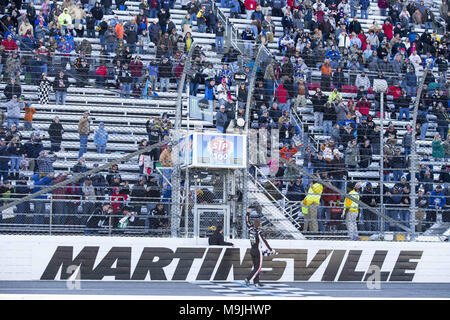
[0,197,172,236]
[248,164,303,231]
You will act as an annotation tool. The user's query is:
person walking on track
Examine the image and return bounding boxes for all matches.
[244,212,276,287]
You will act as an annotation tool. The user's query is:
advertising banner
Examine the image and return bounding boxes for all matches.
[189,96,214,124]
[1,236,450,282]
[179,134,193,167]
[193,133,246,168]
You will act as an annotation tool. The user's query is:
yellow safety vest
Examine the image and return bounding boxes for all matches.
[345,190,359,213]
[302,183,323,213]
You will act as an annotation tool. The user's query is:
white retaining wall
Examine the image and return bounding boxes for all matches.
[1,235,449,282]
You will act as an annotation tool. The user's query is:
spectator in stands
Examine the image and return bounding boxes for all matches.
[81,177,97,221]
[36,150,57,175]
[48,116,64,153]
[4,76,21,101]
[38,73,52,105]
[22,130,43,174]
[434,104,449,141]
[241,26,255,56]
[85,11,96,38]
[1,34,18,52]
[330,149,347,193]
[323,102,336,137]
[157,56,172,92]
[415,187,429,232]
[75,58,90,87]
[432,134,445,161]
[78,111,91,159]
[215,105,227,133]
[125,24,139,54]
[443,136,450,159]
[311,88,326,133]
[7,134,23,180]
[345,139,360,169]
[13,174,30,224]
[274,80,290,113]
[427,185,446,229]
[215,21,225,54]
[32,173,53,225]
[0,138,9,182]
[356,95,370,120]
[53,71,69,105]
[159,142,173,167]
[361,182,379,231]
[320,60,332,91]
[149,203,168,231]
[196,6,208,33]
[94,122,109,154]
[402,125,413,158]
[3,95,24,129]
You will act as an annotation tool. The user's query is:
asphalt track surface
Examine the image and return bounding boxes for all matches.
[1,281,450,299]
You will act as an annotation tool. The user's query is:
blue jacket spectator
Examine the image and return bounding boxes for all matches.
[230,0,241,14]
[32,173,53,199]
[405,70,417,87]
[429,187,446,210]
[326,48,341,61]
[94,122,109,153]
[360,0,370,10]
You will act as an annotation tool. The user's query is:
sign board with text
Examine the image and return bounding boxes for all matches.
[1,235,450,282]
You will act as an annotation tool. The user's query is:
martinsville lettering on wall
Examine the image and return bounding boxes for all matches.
[40,246,423,282]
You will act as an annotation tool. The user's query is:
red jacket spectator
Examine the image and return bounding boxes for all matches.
[315,9,325,24]
[95,65,108,77]
[244,0,257,11]
[358,33,368,51]
[382,22,394,40]
[322,185,340,210]
[174,63,184,79]
[1,37,18,51]
[287,0,300,10]
[387,84,402,100]
[111,188,128,213]
[356,100,371,116]
[378,0,388,9]
[274,83,289,104]
[129,58,144,77]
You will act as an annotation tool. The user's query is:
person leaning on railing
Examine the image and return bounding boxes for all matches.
[301,180,323,232]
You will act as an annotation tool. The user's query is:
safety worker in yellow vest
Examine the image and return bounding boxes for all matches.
[301,180,323,232]
[343,182,361,240]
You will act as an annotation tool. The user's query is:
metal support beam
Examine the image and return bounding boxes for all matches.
[409,61,432,240]
[171,43,198,237]
[241,45,265,238]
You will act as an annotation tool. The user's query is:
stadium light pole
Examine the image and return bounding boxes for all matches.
[373,76,388,236]
[171,43,198,238]
[241,45,265,239]
[409,61,432,241]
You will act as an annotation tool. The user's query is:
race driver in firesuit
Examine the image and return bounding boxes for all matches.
[244,209,276,287]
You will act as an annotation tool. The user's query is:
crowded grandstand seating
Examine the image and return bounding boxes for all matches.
[0,0,448,239]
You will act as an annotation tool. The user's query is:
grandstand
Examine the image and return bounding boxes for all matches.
[0,0,448,242]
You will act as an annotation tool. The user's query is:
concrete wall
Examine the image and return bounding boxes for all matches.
[1,235,449,282]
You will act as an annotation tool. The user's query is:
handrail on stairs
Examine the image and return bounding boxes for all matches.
[248,163,303,230]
